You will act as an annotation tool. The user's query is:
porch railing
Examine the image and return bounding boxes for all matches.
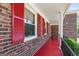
[61,38,76,56]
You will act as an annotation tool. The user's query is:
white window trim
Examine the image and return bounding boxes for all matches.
[44,33,47,35]
[24,4,37,41]
[24,36,37,42]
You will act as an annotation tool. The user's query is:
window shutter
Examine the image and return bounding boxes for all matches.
[47,22,49,34]
[12,3,24,44]
[37,14,41,37]
[42,18,45,35]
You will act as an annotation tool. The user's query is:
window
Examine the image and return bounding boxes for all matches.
[24,8,35,37]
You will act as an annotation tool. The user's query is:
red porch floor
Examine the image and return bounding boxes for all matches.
[34,37,63,56]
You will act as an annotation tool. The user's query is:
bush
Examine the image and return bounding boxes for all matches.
[65,38,76,50]
[64,37,79,55]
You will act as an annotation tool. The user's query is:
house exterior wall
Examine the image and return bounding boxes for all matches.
[51,25,58,38]
[0,3,50,56]
[63,13,77,40]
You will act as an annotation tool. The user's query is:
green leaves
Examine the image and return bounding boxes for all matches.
[64,37,79,55]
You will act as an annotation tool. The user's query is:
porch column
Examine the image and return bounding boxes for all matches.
[59,11,64,48]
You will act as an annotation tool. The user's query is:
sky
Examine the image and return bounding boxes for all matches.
[68,3,79,11]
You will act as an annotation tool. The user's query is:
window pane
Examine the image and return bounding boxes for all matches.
[24,8,35,37]
[25,23,35,37]
[24,8,35,24]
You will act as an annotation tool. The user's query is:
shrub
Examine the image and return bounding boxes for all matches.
[64,37,79,55]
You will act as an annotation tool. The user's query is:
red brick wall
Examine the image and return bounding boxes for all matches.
[0,3,50,56]
[63,13,77,40]
[0,3,12,53]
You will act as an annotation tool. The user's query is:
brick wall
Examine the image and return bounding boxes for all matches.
[0,3,50,56]
[0,3,12,54]
[63,13,77,40]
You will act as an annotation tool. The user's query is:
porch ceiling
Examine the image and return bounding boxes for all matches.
[32,3,69,25]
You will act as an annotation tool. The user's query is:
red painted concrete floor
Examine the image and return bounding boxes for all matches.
[34,37,63,56]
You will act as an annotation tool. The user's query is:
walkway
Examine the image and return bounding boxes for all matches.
[34,37,63,56]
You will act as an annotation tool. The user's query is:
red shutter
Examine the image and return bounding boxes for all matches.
[12,3,24,44]
[37,14,41,37]
[42,18,45,35]
[43,18,45,35]
[47,22,49,34]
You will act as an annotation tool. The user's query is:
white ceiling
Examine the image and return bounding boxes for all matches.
[32,3,69,25]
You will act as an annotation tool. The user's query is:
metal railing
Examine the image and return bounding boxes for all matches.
[61,38,76,56]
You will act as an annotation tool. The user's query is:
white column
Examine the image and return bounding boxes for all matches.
[58,11,64,48]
